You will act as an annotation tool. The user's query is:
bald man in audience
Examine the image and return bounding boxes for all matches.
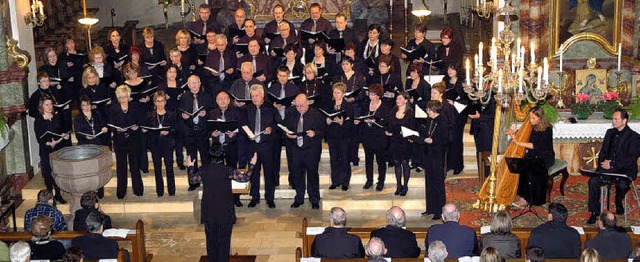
[365,237,388,262]
[428,241,448,262]
[370,206,420,258]
[426,203,478,258]
[311,207,365,258]
[584,211,631,259]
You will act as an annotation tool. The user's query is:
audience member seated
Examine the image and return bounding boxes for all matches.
[71,211,119,260]
[525,246,544,262]
[63,247,85,262]
[9,241,30,262]
[365,237,387,262]
[28,216,66,260]
[426,203,478,258]
[480,247,501,262]
[311,207,365,258]
[0,241,9,261]
[584,211,631,259]
[479,210,521,258]
[580,248,601,262]
[370,206,420,258]
[24,189,68,232]
[73,191,113,231]
[428,241,448,262]
[527,202,581,258]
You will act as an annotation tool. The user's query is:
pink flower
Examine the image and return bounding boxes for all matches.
[602,91,618,102]
[576,93,590,104]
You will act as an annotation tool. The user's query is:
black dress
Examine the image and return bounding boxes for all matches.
[34,113,66,195]
[387,109,416,161]
[421,115,449,217]
[78,83,110,119]
[324,99,354,188]
[141,40,167,81]
[518,126,555,205]
[444,76,468,174]
[73,110,108,146]
[104,42,130,70]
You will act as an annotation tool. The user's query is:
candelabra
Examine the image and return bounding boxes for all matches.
[24,0,46,27]
[190,0,197,22]
[555,71,567,108]
[464,0,551,212]
[404,7,409,44]
[411,0,431,22]
[475,0,495,19]
[78,0,98,51]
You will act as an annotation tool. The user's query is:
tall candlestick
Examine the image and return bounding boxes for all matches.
[520,46,525,69]
[478,42,483,67]
[404,0,407,9]
[537,66,542,90]
[31,3,36,18]
[559,49,563,72]
[543,57,549,85]
[497,69,503,93]
[474,54,478,71]
[516,38,521,58]
[465,59,471,86]
[518,69,523,93]
[390,0,393,7]
[181,0,185,13]
[511,54,516,73]
[617,43,622,71]
[38,1,43,15]
[530,42,535,64]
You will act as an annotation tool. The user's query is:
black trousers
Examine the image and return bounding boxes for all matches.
[425,150,447,216]
[39,149,62,196]
[588,176,631,213]
[272,132,283,184]
[285,143,295,187]
[139,133,149,172]
[448,116,466,172]
[204,221,233,262]
[173,121,186,166]
[348,127,361,163]
[249,143,276,202]
[291,145,321,204]
[328,139,351,187]
[411,143,425,168]
[114,137,143,198]
[364,146,387,185]
[151,145,175,196]
[185,131,210,185]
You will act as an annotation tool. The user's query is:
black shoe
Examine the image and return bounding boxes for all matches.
[617,208,625,215]
[363,180,373,189]
[376,183,384,191]
[341,185,349,191]
[289,183,296,190]
[158,194,163,197]
[388,162,395,168]
[400,187,408,196]
[248,200,259,208]
[394,187,401,195]
[311,203,320,209]
[291,202,303,208]
[352,162,359,166]
[329,185,338,190]
[432,215,442,220]
[416,167,423,172]
[169,192,175,196]
[421,211,431,217]
[267,201,276,209]
[453,169,463,175]
[234,199,244,207]
[177,164,186,170]
[54,195,67,205]
[587,212,599,224]
[141,169,149,174]
[187,184,200,191]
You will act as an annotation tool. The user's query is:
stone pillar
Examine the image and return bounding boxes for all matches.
[0,6,7,71]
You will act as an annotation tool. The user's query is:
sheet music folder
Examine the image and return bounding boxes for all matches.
[579,169,630,180]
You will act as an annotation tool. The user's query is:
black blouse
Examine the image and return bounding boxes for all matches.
[323,99,354,140]
[387,108,416,160]
[73,110,107,145]
[34,114,64,153]
[158,81,185,112]
[144,110,178,148]
[525,127,555,169]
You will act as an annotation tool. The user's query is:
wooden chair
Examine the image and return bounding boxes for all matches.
[546,158,570,203]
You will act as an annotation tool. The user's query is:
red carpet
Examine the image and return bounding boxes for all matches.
[447,174,640,227]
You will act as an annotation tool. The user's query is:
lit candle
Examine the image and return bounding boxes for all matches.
[516,38,521,58]
[465,59,471,86]
[497,69,503,93]
[520,46,525,69]
[390,0,393,8]
[530,42,535,64]
[511,54,516,73]
[181,0,185,13]
[474,54,478,72]
[518,69,523,93]
[31,2,36,19]
[559,49,563,72]
[491,45,497,71]
[38,1,43,15]
[404,0,407,9]
[543,57,549,85]
[617,43,622,71]
[537,66,542,90]
[476,0,479,7]
[478,69,483,91]
[478,42,483,67]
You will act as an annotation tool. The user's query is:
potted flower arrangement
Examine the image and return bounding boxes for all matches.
[570,93,593,120]
[597,91,620,119]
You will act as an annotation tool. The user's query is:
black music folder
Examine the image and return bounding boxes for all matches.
[300,30,330,43]
[207,119,238,133]
[228,27,247,39]
[268,93,296,106]
[400,46,427,61]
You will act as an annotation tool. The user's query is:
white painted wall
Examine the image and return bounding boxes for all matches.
[85,0,209,29]
[411,0,461,15]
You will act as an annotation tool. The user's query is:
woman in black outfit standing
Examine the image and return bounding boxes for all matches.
[88,46,119,98]
[59,34,87,100]
[34,96,69,204]
[145,91,177,197]
[403,23,437,76]
[39,47,72,145]
[443,63,467,175]
[176,29,198,73]
[333,57,367,166]
[324,82,354,191]
[158,65,186,169]
[281,44,304,84]
[123,62,152,173]
[405,62,431,172]
[421,100,449,220]
[299,63,330,108]
[141,27,167,84]
[369,54,403,108]
[109,85,144,199]
[311,41,336,79]
[435,28,464,75]
[78,67,110,119]
[384,91,415,196]
[74,96,108,146]
[357,83,390,191]
[104,29,129,72]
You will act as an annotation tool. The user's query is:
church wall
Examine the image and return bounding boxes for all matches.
[85,0,195,28]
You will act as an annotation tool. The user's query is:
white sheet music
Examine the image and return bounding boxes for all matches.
[415,105,428,119]
[424,75,445,85]
[102,228,134,238]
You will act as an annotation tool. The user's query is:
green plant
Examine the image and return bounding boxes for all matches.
[597,91,621,119]
[0,113,7,137]
[625,96,640,121]
[540,101,559,124]
[570,93,594,119]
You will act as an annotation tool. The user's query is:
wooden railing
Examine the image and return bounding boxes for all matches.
[0,219,152,262]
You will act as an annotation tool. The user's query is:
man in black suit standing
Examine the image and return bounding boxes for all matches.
[587,108,640,223]
[370,206,420,258]
[186,152,256,262]
[527,202,581,258]
[311,207,365,258]
[283,94,325,209]
[241,84,277,208]
[425,204,478,258]
[262,5,297,45]
[299,3,333,62]
[188,4,222,46]
[585,211,631,259]
[327,13,358,64]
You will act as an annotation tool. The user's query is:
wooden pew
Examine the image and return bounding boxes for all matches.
[199,255,257,261]
[0,219,152,262]
[300,217,640,260]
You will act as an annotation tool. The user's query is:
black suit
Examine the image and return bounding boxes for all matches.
[421,115,449,217]
[72,233,119,260]
[426,221,478,258]
[300,17,333,60]
[263,19,297,43]
[283,107,325,204]
[204,48,237,92]
[324,100,354,188]
[311,227,365,258]
[584,228,632,259]
[588,125,640,213]
[370,225,421,258]
[179,90,214,186]
[527,220,581,258]
[108,102,144,198]
[238,53,274,83]
[241,102,277,203]
[268,81,301,187]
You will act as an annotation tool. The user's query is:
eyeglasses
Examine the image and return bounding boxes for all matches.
[154,99,166,103]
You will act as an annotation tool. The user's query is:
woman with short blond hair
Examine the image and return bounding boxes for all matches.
[28,216,65,260]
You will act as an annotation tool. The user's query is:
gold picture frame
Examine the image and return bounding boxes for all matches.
[575,68,608,104]
[551,0,622,56]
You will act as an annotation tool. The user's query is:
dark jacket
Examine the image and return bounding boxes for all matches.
[28,239,66,260]
[527,220,581,258]
[584,228,631,259]
[370,225,421,258]
[73,208,112,232]
[71,233,119,259]
[479,232,521,258]
[426,221,478,258]
[198,162,252,224]
[311,227,365,258]
[597,126,640,179]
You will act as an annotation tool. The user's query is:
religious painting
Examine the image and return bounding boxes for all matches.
[575,68,607,104]
[551,0,622,55]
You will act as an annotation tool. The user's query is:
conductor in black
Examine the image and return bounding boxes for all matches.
[186,151,257,261]
[587,108,640,224]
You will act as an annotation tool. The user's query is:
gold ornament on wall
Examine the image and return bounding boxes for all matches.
[7,37,30,68]
[286,0,311,19]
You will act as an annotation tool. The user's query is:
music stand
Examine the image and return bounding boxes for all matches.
[505,157,548,221]
[579,169,633,213]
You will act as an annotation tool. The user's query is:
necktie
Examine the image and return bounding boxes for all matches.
[312,20,317,32]
[280,85,285,98]
[283,38,287,48]
[192,94,199,124]
[297,114,304,147]
[245,82,250,99]
[202,21,207,35]
[339,31,343,38]
[220,110,226,143]
[252,56,257,72]
[336,31,344,63]
[219,54,225,81]
[254,107,261,143]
